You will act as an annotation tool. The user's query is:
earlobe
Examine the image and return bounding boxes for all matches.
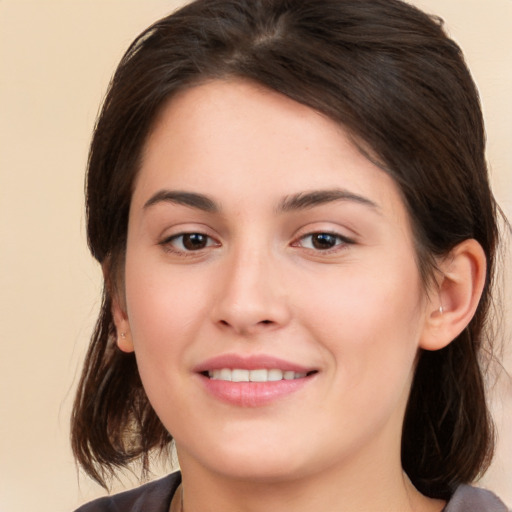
[103,262,135,353]
[420,239,486,351]
[112,299,135,353]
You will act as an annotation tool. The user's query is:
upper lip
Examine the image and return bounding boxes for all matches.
[193,354,315,374]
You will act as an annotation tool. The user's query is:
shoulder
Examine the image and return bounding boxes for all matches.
[73,472,181,512]
[445,484,510,512]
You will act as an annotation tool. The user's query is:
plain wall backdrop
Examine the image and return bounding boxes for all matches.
[0,1,510,511]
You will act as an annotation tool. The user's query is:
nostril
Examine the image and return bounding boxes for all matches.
[216,317,277,335]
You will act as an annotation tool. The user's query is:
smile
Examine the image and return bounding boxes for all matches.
[195,355,318,407]
[207,368,308,382]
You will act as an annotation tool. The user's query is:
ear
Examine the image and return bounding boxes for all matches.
[103,263,134,353]
[111,295,135,353]
[420,239,487,351]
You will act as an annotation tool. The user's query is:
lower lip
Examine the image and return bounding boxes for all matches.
[199,374,313,407]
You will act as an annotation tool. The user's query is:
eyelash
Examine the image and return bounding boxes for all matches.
[292,232,354,253]
[159,232,220,255]
[159,231,354,256]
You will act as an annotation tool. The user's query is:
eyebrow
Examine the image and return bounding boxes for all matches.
[143,188,378,214]
[144,190,218,212]
[278,189,379,212]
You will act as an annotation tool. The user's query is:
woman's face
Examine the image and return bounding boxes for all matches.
[118,79,435,483]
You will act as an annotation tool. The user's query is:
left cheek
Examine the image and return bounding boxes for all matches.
[303,270,421,374]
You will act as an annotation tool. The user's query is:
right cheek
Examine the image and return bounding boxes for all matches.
[125,276,201,348]
[125,254,221,337]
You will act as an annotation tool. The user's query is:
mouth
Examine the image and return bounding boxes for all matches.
[195,354,318,406]
[203,368,316,382]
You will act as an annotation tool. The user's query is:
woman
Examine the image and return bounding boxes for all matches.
[72,0,510,510]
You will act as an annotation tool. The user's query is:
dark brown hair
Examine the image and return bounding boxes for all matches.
[72,0,502,499]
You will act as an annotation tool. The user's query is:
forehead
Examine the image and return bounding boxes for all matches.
[134,79,408,224]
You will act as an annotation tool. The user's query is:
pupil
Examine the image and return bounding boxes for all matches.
[183,233,207,250]
[312,233,336,250]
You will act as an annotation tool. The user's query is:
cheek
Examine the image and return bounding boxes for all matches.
[123,254,209,362]
[298,260,424,383]
[122,259,205,422]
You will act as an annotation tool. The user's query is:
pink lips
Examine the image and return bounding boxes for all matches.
[194,354,316,407]
[194,354,312,373]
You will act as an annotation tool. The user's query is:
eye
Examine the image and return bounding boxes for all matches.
[296,232,352,251]
[161,232,219,253]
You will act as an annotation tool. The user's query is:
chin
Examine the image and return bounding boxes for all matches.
[178,433,328,485]
[210,456,312,484]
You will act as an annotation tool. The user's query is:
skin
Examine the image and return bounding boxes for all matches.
[112,79,485,512]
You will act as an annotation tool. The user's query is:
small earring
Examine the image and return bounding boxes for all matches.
[120,332,126,338]
[438,306,444,314]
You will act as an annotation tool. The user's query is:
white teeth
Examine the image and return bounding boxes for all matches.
[232,369,249,382]
[249,369,268,382]
[267,369,283,381]
[219,368,231,381]
[210,369,228,380]
[207,368,308,382]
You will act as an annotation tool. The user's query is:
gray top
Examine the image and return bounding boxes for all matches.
[444,484,510,512]
[75,472,510,512]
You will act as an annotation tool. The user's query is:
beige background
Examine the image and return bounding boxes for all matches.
[0,1,510,511]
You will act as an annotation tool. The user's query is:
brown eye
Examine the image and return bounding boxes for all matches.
[295,232,354,251]
[161,232,218,253]
[310,233,338,250]
[181,233,209,250]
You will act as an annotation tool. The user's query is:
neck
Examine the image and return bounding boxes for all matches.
[176,447,445,512]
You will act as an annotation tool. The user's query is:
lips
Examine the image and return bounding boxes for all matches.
[208,368,308,382]
[194,354,317,407]
[194,353,313,373]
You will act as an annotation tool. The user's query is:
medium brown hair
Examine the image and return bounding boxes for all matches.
[72,0,502,499]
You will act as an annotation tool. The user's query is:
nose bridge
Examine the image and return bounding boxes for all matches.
[212,238,290,333]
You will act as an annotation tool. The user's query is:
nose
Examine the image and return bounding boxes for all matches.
[211,246,292,336]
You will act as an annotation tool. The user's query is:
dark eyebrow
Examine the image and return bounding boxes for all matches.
[143,190,218,213]
[278,189,379,212]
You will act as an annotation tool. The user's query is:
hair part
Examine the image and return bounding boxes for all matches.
[72,0,501,498]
